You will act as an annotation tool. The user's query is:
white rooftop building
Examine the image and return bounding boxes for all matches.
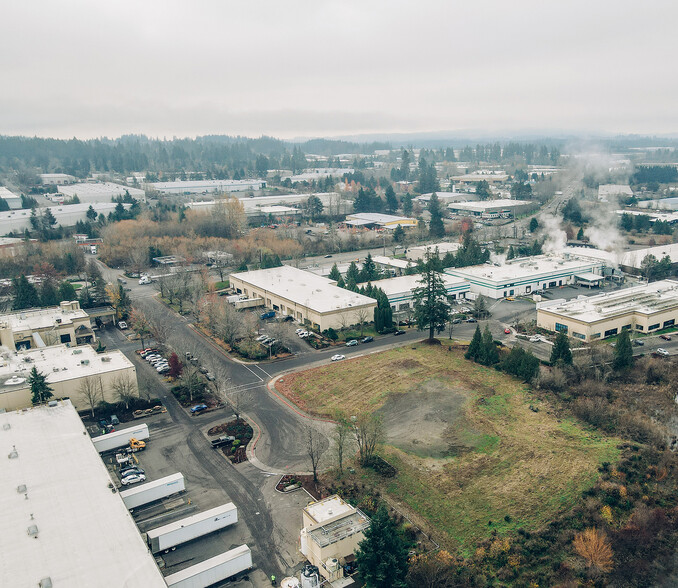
[565,243,678,273]
[371,273,470,313]
[0,186,22,209]
[0,344,137,412]
[406,242,461,261]
[598,184,633,202]
[448,199,533,218]
[40,173,75,185]
[150,179,265,194]
[344,213,417,229]
[0,400,166,588]
[56,182,145,203]
[446,254,605,299]
[229,265,376,331]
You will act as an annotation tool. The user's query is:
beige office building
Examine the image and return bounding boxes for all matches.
[300,495,370,583]
[537,280,678,342]
[0,344,138,412]
[0,301,95,351]
[229,266,377,331]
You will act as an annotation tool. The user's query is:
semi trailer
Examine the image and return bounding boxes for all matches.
[164,545,252,588]
[119,473,185,510]
[146,503,237,554]
[92,423,150,453]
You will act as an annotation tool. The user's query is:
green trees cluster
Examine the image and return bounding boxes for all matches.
[353,188,384,213]
[640,254,673,282]
[465,325,499,366]
[356,505,409,588]
[447,233,491,268]
[550,331,573,366]
[475,180,492,200]
[358,284,392,333]
[510,181,532,199]
[390,149,411,182]
[417,157,439,194]
[385,185,399,213]
[562,198,584,224]
[620,213,672,235]
[500,346,540,381]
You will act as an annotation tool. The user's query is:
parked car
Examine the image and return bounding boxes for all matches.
[121,473,146,486]
[633,339,645,346]
[452,318,462,324]
[120,467,145,478]
[210,435,236,448]
[190,404,208,414]
[529,335,542,342]
[394,330,406,336]
[118,321,128,329]
[324,254,333,258]
[362,336,374,343]
[656,348,670,356]
[466,318,477,323]
[260,311,276,320]
[205,373,215,381]
[295,328,305,335]
[346,339,358,347]
[282,315,294,321]
[331,354,345,361]
[504,328,511,334]
[660,334,672,341]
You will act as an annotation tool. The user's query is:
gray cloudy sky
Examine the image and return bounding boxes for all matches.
[2,0,677,139]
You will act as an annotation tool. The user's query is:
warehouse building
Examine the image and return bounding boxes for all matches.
[598,184,633,202]
[445,255,605,299]
[537,280,678,342]
[300,495,370,584]
[406,241,461,261]
[56,182,146,203]
[0,186,22,209]
[372,255,415,277]
[344,212,418,229]
[0,301,95,351]
[0,202,131,235]
[566,243,678,275]
[229,265,377,331]
[371,273,470,314]
[150,179,265,194]
[0,344,138,412]
[447,199,534,218]
[0,400,166,587]
[40,173,76,185]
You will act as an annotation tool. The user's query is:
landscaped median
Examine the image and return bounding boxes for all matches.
[275,344,620,552]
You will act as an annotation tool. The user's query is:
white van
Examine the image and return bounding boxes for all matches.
[139,276,151,285]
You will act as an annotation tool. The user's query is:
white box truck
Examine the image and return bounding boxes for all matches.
[147,503,238,554]
[120,473,185,510]
[92,423,150,453]
[164,545,252,588]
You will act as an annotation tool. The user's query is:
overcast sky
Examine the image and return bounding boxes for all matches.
[2,0,677,140]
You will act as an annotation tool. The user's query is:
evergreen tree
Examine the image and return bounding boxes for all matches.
[43,208,57,226]
[346,261,360,285]
[465,325,483,361]
[402,194,413,217]
[475,180,492,200]
[412,252,452,340]
[550,331,573,366]
[480,325,499,365]
[359,253,379,283]
[58,281,77,302]
[393,224,405,243]
[86,205,97,220]
[613,330,633,371]
[428,193,445,238]
[529,217,539,232]
[576,227,585,240]
[328,263,342,282]
[336,275,346,289]
[12,275,40,310]
[373,288,393,333]
[116,284,131,319]
[507,245,516,260]
[28,367,54,405]
[39,279,59,307]
[385,185,398,213]
[356,505,409,588]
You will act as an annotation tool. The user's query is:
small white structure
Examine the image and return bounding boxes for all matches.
[0,400,166,587]
[448,199,533,218]
[40,173,75,185]
[407,242,461,261]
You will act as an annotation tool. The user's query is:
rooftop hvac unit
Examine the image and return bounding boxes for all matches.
[80,360,90,366]
[27,524,39,538]
[39,579,53,588]
[101,357,111,362]
[72,349,82,355]
[17,484,26,493]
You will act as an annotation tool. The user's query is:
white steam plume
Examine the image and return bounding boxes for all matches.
[538,213,568,254]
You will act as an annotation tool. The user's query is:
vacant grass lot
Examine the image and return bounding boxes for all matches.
[278,345,620,551]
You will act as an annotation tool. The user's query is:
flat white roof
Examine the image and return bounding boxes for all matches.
[539,280,678,323]
[151,179,264,191]
[599,184,633,196]
[304,495,355,524]
[446,255,604,286]
[448,199,531,212]
[372,255,414,269]
[58,182,145,199]
[0,186,20,199]
[346,212,416,224]
[230,266,376,314]
[408,242,461,255]
[0,303,89,333]
[0,401,165,587]
[565,243,678,270]
[370,273,469,297]
[0,345,134,394]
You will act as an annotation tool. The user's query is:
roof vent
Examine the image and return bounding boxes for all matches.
[39,579,53,588]
[17,484,26,493]
[8,446,18,459]
[48,400,57,407]
[27,524,39,538]
[2,423,10,430]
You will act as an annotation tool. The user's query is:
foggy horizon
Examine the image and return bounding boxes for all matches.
[2,0,678,140]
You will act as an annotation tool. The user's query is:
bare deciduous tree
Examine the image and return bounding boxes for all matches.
[79,376,104,417]
[111,373,138,410]
[352,412,384,465]
[129,307,152,350]
[333,412,353,475]
[147,307,171,350]
[305,424,324,483]
[215,301,246,346]
[356,307,370,337]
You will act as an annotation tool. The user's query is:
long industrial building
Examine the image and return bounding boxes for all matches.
[150,179,265,194]
[447,199,534,218]
[371,273,470,313]
[537,280,678,342]
[56,182,146,203]
[0,400,166,587]
[445,255,605,299]
[229,265,377,331]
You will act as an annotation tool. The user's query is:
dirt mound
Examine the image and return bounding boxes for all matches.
[377,380,481,459]
[391,358,423,370]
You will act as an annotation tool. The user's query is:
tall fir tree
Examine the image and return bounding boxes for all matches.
[466,325,483,361]
[613,330,633,371]
[550,331,573,366]
[28,367,54,405]
[412,252,452,340]
[428,192,445,238]
[12,275,40,310]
